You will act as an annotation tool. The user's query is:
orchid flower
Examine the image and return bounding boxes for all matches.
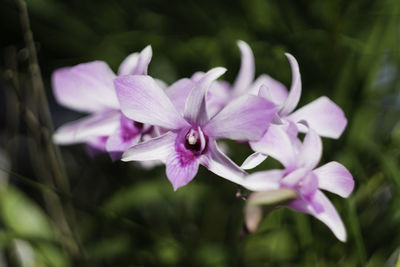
[114,68,277,190]
[241,52,348,169]
[52,46,158,160]
[240,125,354,241]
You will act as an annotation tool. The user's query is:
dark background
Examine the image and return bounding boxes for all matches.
[1,0,400,266]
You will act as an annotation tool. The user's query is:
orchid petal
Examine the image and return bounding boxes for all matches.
[257,84,273,101]
[133,45,152,75]
[53,111,120,145]
[250,124,296,169]
[86,136,108,153]
[250,74,288,106]
[206,81,231,117]
[287,96,347,139]
[121,131,176,162]
[166,151,200,190]
[115,75,189,129]
[204,94,276,141]
[232,40,255,95]
[288,191,347,242]
[155,79,168,90]
[241,152,268,170]
[184,67,227,125]
[74,111,121,140]
[118,53,139,75]
[200,141,247,185]
[118,46,152,75]
[280,168,309,188]
[298,127,322,170]
[52,61,119,113]
[105,128,141,161]
[313,162,354,198]
[166,78,194,114]
[245,189,297,233]
[279,53,302,116]
[240,170,283,191]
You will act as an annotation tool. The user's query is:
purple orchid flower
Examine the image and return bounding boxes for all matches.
[240,125,354,241]
[241,52,348,169]
[52,46,158,160]
[114,68,277,190]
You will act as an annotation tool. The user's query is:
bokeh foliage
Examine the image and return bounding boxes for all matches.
[1,0,400,266]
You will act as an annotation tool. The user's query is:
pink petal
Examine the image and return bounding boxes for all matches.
[132,45,152,75]
[53,111,120,145]
[115,75,189,130]
[313,161,354,198]
[184,67,227,125]
[200,140,247,185]
[232,40,255,96]
[298,127,322,170]
[279,53,302,116]
[281,167,309,188]
[105,128,141,161]
[74,111,121,140]
[240,170,283,191]
[203,94,276,141]
[287,96,347,139]
[241,152,268,170]
[118,53,139,75]
[117,45,153,75]
[121,131,176,162]
[166,78,194,114]
[86,136,108,153]
[206,80,231,117]
[166,150,200,190]
[52,61,119,113]
[249,124,297,169]
[288,191,347,242]
[249,74,288,106]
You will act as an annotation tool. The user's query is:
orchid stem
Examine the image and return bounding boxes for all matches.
[13,0,82,258]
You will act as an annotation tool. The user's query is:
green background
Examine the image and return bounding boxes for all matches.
[1,0,400,266]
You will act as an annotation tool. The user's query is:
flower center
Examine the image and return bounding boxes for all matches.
[184,127,207,154]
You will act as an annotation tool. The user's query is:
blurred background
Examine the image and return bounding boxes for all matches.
[1,0,400,266]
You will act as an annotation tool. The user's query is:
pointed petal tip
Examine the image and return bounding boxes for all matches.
[241,152,268,170]
[236,40,250,49]
[209,66,227,77]
[141,45,153,55]
[120,152,130,162]
[284,52,294,59]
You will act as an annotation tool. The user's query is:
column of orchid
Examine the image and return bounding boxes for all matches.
[52,41,354,241]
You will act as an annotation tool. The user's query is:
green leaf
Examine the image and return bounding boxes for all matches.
[0,187,54,240]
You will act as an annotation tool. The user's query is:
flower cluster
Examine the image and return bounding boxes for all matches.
[52,41,354,241]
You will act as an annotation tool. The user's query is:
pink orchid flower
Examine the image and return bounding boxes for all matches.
[242,52,347,169]
[114,68,276,190]
[241,125,354,241]
[52,46,158,160]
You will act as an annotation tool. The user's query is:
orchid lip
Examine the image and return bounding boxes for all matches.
[184,127,207,155]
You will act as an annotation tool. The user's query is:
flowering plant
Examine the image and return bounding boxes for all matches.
[53,41,354,241]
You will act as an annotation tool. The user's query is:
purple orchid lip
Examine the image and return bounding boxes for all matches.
[184,127,207,155]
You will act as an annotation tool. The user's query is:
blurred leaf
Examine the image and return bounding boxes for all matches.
[0,186,54,241]
[35,243,70,267]
[86,234,131,261]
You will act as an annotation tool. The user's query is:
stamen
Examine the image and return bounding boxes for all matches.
[188,135,197,145]
[184,127,207,154]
